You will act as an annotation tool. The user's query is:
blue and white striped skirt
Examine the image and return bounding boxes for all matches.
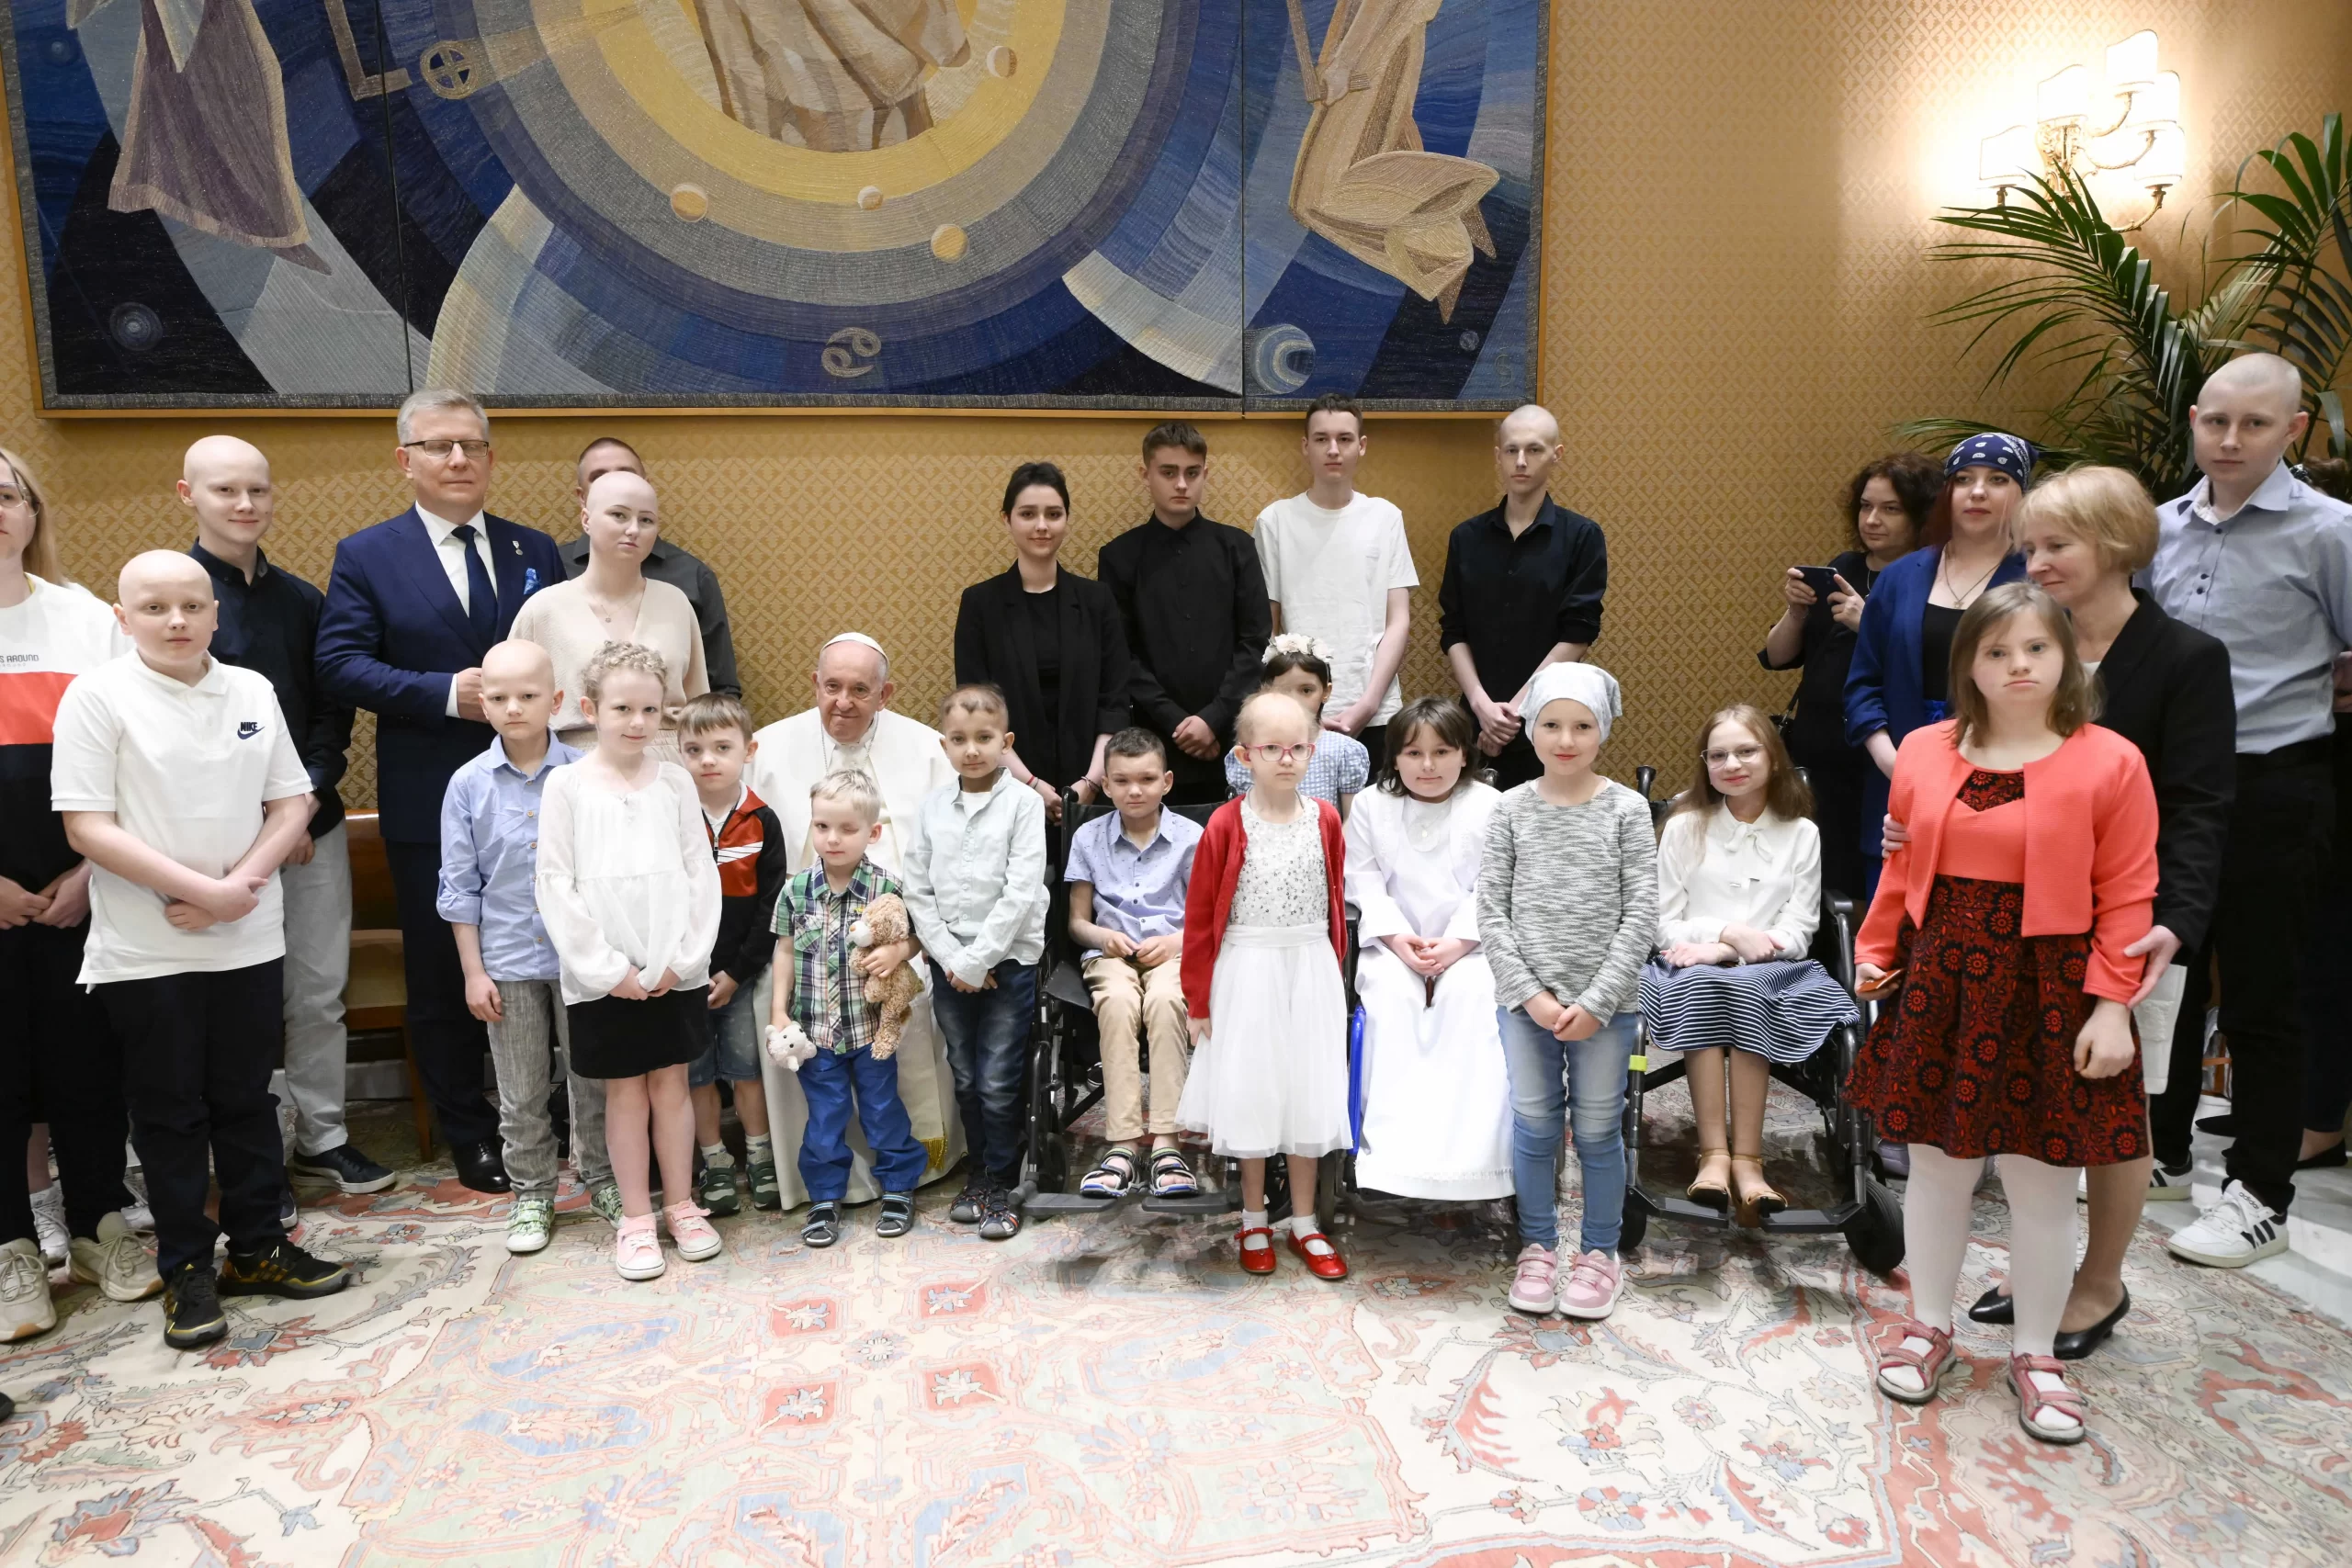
[1637,957,1858,1065]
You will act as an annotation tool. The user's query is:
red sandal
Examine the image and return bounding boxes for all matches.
[1874,1319,1956,1404]
[2008,1354,2088,1445]
[1237,1225,1278,1276]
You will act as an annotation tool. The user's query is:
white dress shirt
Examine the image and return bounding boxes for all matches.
[901,769,1048,987]
[417,504,494,717]
[1655,803,1822,960]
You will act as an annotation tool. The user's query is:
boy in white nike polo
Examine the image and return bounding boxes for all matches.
[49,551,349,1349]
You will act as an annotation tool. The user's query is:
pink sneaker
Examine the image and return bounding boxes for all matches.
[1508,1245,1558,1314]
[1555,1249,1623,1319]
[664,1201,723,1262]
[614,1214,664,1281]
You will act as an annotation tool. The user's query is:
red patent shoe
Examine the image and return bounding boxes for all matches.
[1237,1226,1278,1275]
[1287,1229,1349,1280]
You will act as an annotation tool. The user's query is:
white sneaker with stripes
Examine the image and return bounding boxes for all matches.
[2165,1179,2288,1268]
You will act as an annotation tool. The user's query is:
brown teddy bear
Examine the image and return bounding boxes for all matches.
[850,893,924,1060]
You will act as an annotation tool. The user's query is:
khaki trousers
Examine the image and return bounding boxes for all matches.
[1084,955,1191,1140]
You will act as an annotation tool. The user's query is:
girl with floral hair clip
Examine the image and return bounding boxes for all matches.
[1222,635,1371,818]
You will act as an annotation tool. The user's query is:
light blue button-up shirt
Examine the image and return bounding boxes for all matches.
[1062,807,1203,961]
[436,731,582,982]
[2149,462,2352,754]
[902,769,1048,987]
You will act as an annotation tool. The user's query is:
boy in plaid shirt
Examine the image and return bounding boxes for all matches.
[767,771,927,1247]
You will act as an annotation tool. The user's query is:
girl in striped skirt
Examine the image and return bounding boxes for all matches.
[1639,705,1857,1223]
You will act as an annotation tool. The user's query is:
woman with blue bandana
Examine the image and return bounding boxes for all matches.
[1843,434,2033,897]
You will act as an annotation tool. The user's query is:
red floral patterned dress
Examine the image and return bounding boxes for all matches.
[1845,769,2147,1165]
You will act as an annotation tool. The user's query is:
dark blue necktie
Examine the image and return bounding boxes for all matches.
[452,524,497,647]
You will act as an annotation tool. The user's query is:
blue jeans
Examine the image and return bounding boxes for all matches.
[797,1044,929,1202]
[1498,1005,1636,1255]
[929,959,1036,1183]
[688,987,762,1089]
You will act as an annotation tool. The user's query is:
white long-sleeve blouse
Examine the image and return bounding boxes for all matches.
[536,759,722,1006]
[1655,803,1822,960]
[1343,782,1499,944]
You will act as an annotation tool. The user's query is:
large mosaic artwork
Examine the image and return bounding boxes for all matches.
[0,0,1544,410]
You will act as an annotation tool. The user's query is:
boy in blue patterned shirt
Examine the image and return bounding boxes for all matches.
[766,770,927,1247]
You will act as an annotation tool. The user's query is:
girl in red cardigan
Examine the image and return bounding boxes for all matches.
[1177,692,1352,1280]
[1850,582,2158,1446]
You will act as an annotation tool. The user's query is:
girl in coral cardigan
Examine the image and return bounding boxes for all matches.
[1177,692,1352,1280]
[1849,582,2158,1447]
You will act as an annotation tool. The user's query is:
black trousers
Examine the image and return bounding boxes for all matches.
[385,838,498,1146]
[1789,741,1871,904]
[1481,732,1544,791]
[1163,737,1233,805]
[97,960,287,1275]
[2153,750,2336,1213]
[2301,726,2352,1136]
[1357,724,1390,782]
[0,920,129,1244]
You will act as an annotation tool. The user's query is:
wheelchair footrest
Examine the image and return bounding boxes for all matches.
[1021,1190,1121,1215]
[1632,1190,1861,1234]
[1140,1189,1238,1215]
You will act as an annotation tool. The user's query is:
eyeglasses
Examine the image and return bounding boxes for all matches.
[402,438,491,459]
[1243,742,1315,762]
[1703,744,1766,767]
[0,488,28,509]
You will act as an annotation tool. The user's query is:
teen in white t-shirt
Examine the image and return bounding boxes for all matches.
[49,552,346,1349]
[1252,396,1417,753]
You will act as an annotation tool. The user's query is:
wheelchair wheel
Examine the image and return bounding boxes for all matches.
[1031,1030,1070,1195]
[1619,1190,1649,1253]
[1843,1176,1905,1276]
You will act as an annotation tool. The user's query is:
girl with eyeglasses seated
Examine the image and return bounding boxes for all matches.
[1222,637,1368,818]
[1639,705,1859,1223]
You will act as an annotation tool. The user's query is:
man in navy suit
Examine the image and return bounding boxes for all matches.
[317,390,564,1193]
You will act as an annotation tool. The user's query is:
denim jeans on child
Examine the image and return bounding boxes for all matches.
[689,988,764,1089]
[797,1044,931,1201]
[1498,1006,1637,1255]
[929,959,1036,1184]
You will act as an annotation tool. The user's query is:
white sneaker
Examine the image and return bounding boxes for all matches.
[0,1236,56,1340]
[2146,1162,2195,1202]
[2165,1179,2288,1268]
[67,1212,164,1302]
[29,1187,67,1268]
[121,1167,153,1233]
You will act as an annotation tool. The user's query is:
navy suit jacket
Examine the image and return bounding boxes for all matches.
[317,507,564,841]
[1841,544,2028,867]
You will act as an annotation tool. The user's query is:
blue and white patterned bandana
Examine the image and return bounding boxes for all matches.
[1944,432,2036,490]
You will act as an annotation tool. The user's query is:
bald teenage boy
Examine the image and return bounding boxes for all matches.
[182,439,393,1202]
[52,552,350,1350]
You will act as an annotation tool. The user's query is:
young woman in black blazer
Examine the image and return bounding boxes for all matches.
[954,462,1132,823]
[1948,466,2234,1357]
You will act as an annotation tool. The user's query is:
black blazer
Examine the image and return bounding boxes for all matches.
[2095,590,2235,951]
[954,566,1131,788]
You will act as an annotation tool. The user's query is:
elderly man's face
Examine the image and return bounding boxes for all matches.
[813,644,892,743]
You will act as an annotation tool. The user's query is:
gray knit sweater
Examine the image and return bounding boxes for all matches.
[1476,778,1659,1019]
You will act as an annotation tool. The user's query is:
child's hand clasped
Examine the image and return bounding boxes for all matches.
[1132,934,1182,967]
[1385,934,1470,978]
[707,972,737,1010]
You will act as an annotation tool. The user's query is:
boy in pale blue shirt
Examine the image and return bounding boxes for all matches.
[436,641,612,1253]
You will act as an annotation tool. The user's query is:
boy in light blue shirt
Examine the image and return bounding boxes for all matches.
[436,641,611,1253]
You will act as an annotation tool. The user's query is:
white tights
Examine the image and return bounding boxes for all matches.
[1884,1144,2081,1429]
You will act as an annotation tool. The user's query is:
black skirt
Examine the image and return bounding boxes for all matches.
[568,986,711,1078]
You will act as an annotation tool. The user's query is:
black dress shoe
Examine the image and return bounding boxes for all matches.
[452,1141,512,1194]
[1968,1284,2016,1325]
[2299,1140,2348,1170]
[2196,1113,2236,1139]
[2052,1289,2130,1360]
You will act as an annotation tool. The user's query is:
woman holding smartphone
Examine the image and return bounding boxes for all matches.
[1759,454,1939,898]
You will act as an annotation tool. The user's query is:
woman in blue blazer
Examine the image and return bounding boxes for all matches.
[1843,434,2033,890]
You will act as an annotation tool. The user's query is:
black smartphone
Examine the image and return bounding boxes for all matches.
[1794,564,1845,600]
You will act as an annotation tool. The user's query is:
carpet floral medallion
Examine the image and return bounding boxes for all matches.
[2,1155,2346,1567]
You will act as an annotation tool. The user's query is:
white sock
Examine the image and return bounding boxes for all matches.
[1883,1143,1982,1395]
[701,1142,732,1168]
[743,1134,774,1161]
[1999,1153,2084,1432]
[1240,1209,1272,1248]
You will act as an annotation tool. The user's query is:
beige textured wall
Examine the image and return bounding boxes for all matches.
[4,1,2346,807]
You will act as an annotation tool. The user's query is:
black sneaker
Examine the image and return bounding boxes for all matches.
[219,1240,349,1301]
[978,1185,1023,1241]
[163,1264,227,1349]
[288,1144,398,1194]
[949,1173,988,1225]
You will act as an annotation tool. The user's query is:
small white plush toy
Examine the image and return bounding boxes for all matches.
[764,1020,818,1072]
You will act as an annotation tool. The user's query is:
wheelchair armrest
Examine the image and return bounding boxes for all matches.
[1821,889,1859,994]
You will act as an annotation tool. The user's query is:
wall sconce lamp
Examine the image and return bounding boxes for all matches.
[1978,31,2185,217]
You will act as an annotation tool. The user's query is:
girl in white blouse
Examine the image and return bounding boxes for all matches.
[1342,698,1511,1200]
[537,643,722,1282]
[1640,705,1858,1221]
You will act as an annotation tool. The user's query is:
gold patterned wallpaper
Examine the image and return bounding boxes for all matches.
[4,1,2346,807]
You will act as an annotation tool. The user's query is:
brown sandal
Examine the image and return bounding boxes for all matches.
[1874,1319,1956,1404]
[1687,1146,1732,1212]
[2009,1354,2088,1444]
[1728,1154,1787,1226]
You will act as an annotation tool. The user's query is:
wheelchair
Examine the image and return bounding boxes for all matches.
[1016,789,1358,1231]
[1616,765,1905,1275]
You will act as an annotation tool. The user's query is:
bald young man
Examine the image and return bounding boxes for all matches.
[182,440,391,1201]
[2147,353,2352,1268]
[1437,405,1610,788]
[52,552,348,1348]
[559,437,740,696]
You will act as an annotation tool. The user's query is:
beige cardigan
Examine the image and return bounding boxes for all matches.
[509,576,710,750]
